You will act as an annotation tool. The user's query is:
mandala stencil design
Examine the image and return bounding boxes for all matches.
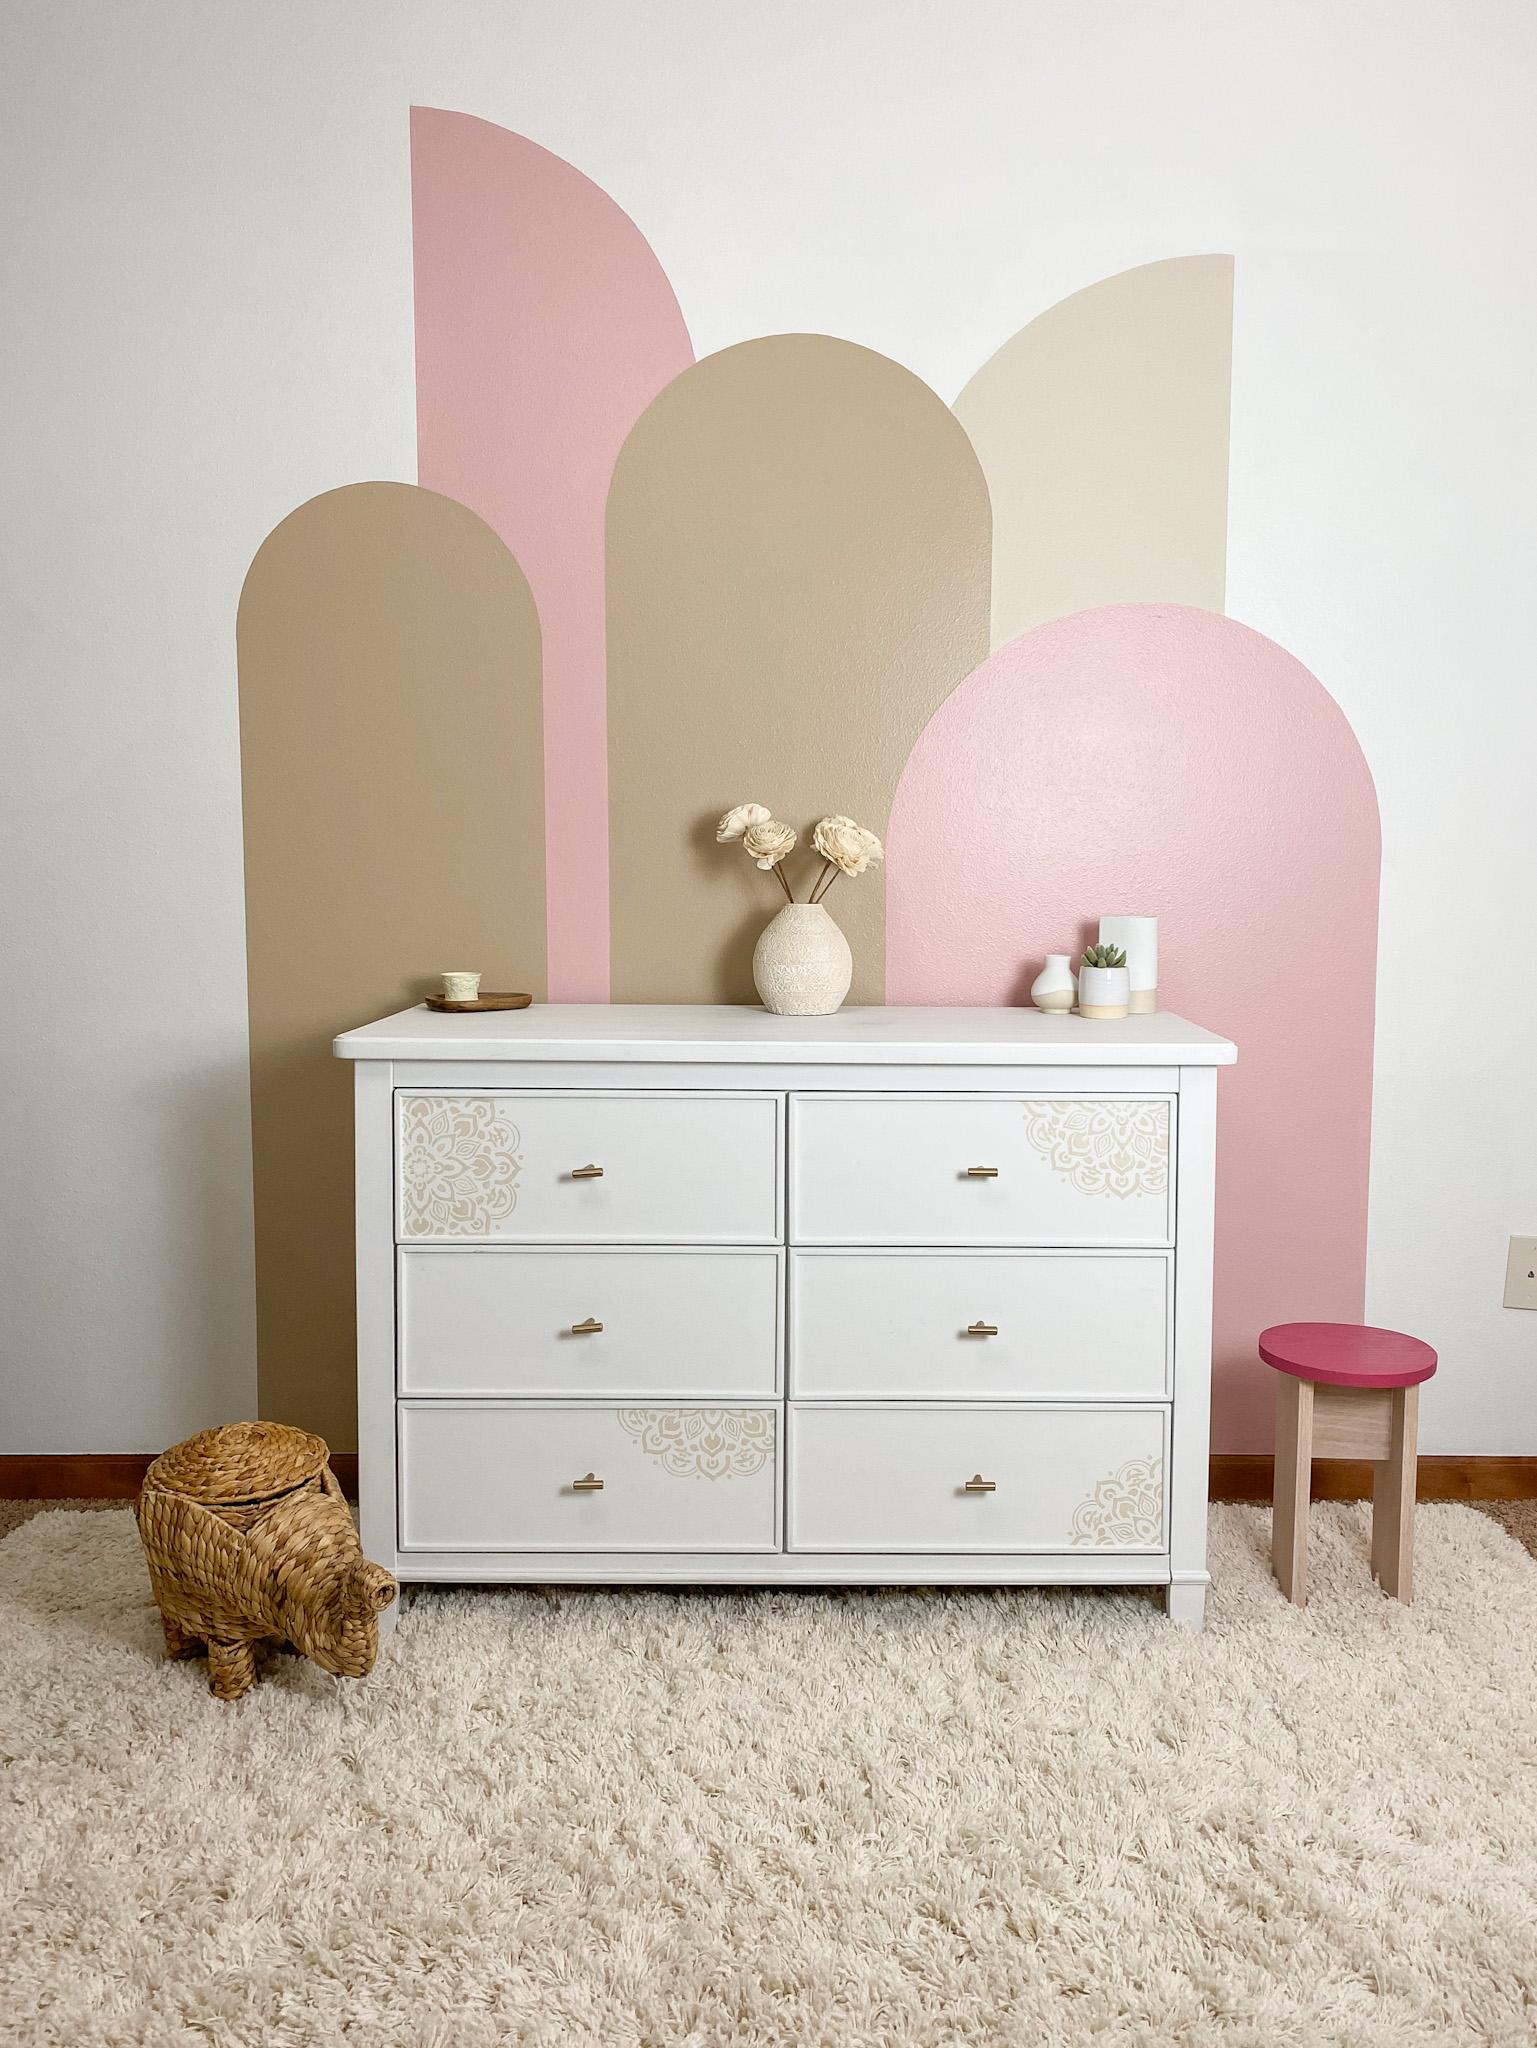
[1020,1099,1169,1199]
[1070,1457,1164,1547]
[399,1096,522,1237]
[617,1409,776,1480]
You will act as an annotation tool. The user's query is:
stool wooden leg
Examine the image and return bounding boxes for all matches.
[1272,1376,1314,1605]
[1370,1385,1418,1602]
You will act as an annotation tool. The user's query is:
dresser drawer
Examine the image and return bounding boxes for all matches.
[396,1091,780,1243]
[790,1250,1170,1400]
[399,1247,781,1397]
[790,1094,1173,1246]
[398,1402,780,1552]
[786,1403,1167,1553]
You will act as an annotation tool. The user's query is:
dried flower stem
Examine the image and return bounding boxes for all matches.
[810,860,838,905]
[773,861,795,903]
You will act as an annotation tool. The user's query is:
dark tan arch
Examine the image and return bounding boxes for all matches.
[238,483,544,1446]
[606,336,991,1003]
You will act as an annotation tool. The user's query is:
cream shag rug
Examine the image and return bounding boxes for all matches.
[3,1507,1537,2047]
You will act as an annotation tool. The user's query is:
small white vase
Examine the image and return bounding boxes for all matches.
[1030,953,1077,1014]
[753,902,853,1016]
[1078,964,1131,1020]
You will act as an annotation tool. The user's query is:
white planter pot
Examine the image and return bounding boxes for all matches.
[1078,964,1131,1020]
[753,902,853,1016]
[1029,953,1077,1014]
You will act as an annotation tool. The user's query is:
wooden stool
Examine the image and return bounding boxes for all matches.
[1261,1322,1437,1606]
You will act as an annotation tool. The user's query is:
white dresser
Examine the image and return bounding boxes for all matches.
[334,1006,1235,1628]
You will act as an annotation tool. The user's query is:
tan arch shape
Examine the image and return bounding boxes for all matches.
[607,335,991,1004]
[238,482,544,1446]
[954,255,1233,646]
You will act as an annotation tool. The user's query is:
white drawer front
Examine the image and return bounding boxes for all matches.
[790,1250,1170,1400]
[396,1092,780,1243]
[399,1402,780,1552]
[791,1094,1173,1246]
[787,1403,1167,1553]
[399,1247,781,1397]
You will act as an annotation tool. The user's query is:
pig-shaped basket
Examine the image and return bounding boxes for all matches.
[135,1421,397,1700]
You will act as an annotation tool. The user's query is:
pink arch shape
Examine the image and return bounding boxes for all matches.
[886,605,1381,1448]
[411,108,693,1000]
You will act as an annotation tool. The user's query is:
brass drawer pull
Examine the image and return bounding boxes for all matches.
[963,1474,997,1494]
[966,1321,999,1338]
[570,1163,604,1179]
[965,1165,999,1178]
[571,1472,605,1491]
[570,1317,604,1335]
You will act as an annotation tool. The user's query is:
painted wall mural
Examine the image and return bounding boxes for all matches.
[885,606,1379,1446]
[237,482,544,1444]
[238,107,1380,1452]
[608,334,990,1004]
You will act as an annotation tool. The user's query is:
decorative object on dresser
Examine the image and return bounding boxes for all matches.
[135,1421,397,1699]
[441,972,481,1004]
[1098,916,1159,1014]
[1077,943,1131,1019]
[717,803,883,1016]
[424,990,533,1013]
[1262,1321,1438,1606]
[1029,952,1077,1014]
[335,1003,1235,1627]
[752,903,853,1018]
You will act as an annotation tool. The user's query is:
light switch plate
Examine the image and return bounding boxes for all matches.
[1504,1236,1537,1310]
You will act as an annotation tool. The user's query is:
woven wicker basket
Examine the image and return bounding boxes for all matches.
[135,1421,396,1700]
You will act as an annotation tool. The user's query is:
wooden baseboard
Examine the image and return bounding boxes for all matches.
[3,1451,1529,1508]
[1210,1454,1537,1503]
[0,1452,359,1500]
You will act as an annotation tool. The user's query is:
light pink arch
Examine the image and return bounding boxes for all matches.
[411,108,693,999]
[886,605,1380,1448]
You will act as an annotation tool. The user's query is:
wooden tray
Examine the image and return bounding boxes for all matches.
[424,992,533,1013]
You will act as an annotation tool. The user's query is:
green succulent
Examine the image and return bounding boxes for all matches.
[1081,943,1127,970]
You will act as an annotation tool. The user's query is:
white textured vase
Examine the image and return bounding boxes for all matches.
[1029,953,1077,1014]
[753,902,853,1016]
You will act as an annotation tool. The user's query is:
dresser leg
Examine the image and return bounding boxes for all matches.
[1165,1580,1206,1631]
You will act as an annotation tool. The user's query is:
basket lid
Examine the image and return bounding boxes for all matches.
[144,1422,329,1505]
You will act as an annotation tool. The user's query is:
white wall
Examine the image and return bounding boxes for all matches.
[2,0,1533,1451]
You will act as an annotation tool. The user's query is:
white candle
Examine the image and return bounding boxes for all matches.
[442,972,482,1003]
[1097,917,1158,1014]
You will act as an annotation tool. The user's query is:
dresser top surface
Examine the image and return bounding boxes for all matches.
[333,1004,1236,1067]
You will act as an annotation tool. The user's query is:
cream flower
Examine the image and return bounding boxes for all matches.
[812,815,884,876]
[716,803,772,843]
[742,819,797,869]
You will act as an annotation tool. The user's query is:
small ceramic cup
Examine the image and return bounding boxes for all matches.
[441,972,482,1004]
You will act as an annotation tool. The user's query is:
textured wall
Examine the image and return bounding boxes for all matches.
[955,257,1233,645]
[886,605,1380,1447]
[9,3,1532,1459]
[236,113,1378,1453]
[607,336,990,1003]
[238,484,544,1441]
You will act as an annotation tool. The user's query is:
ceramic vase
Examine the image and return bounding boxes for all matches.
[1098,915,1158,1014]
[753,902,853,1016]
[1078,964,1131,1020]
[1029,953,1077,1014]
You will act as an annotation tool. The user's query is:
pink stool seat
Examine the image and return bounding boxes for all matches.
[1259,1322,1437,1391]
